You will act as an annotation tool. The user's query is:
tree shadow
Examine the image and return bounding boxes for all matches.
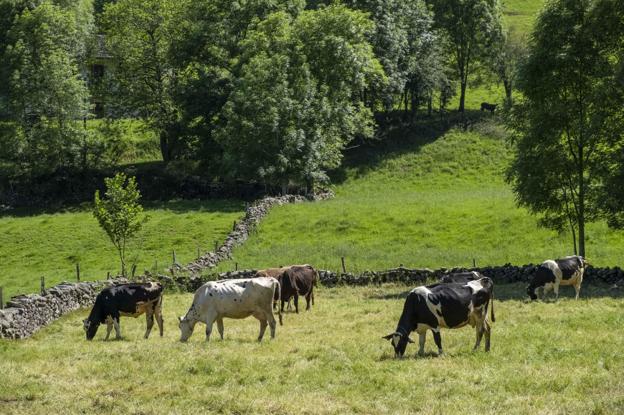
[329,110,488,185]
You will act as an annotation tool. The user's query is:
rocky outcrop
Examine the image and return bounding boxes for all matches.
[0,278,127,339]
[184,192,334,274]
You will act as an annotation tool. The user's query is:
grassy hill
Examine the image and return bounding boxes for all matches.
[216,119,624,273]
[0,200,243,300]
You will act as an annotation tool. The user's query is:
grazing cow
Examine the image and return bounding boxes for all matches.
[279,264,318,313]
[178,277,282,342]
[383,278,495,358]
[527,255,588,300]
[83,282,164,340]
[255,266,289,309]
[480,102,497,113]
[439,271,484,284]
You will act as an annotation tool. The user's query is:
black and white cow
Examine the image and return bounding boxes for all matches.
[83,282,164,340]
[527,255,588,300]
[439,271,484,284]
[383,278,495,358]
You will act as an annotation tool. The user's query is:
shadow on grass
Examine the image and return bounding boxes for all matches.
[329,110,490,184]
[366,282,624,302]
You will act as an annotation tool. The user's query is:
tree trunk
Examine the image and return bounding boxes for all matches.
[578,145,586,257]
[160,130,170,163]
[503,79,513,107]
[459,80,467,113]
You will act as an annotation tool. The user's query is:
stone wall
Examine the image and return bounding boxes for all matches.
[0,279,127,340]
[184,192,334,274]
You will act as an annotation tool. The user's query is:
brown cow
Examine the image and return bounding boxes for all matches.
[280,265,318,313]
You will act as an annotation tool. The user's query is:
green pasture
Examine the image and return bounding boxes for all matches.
[0,200,243,300]
[216,125,624,273]
[1,283,623,414]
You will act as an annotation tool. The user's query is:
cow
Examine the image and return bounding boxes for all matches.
[480,102,497,113]
[527,255,589,300]
[83,281,164,341]
[383,278,495,358]
[278,264,318,313]
[439,271,484,284]
[178,277,282,343]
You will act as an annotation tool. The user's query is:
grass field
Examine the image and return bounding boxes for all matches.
[0,200,243,300]
[1,283,623,414]
[215,124,624,273]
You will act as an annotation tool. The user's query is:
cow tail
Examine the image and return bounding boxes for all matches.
[275,279,283,326]
[490,288,495,323]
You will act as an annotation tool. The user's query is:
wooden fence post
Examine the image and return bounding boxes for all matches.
[341,257,346,273]
[40,276,45,295]
[131,264,137,278]
[473,258,476,268]
[107,271,111,280]
[76,263,80,282]
[214,240,218,252]
[197,246,200,260]
[172,250,177,265]
[235,262,238,271]
[232,221,237,231]
[0,286,3,309]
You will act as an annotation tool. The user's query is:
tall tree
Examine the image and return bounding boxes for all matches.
[429,0,502,112]
[1,0,93,175]
[101,0,186,163]
[490,28,527,107]
[216,5,384,191]
[507,0,622,257]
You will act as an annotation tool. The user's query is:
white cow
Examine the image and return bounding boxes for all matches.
[178,277,282,342]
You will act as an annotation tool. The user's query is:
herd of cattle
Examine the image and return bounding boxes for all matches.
[83,255,588,357]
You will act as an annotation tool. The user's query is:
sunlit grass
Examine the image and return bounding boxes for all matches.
[1,284,623,414]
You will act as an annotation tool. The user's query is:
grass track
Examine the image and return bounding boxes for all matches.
[0,200,244,300]
[1,283,623,414]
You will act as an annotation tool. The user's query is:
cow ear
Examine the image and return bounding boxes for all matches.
[177,316,182,323]
[406,336,415,344]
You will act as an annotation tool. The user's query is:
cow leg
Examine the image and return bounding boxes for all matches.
[217,318,224,340]
[553,281,560,300]
[257,319,268,342]
[484,320,491,352]
[294,294,299,314]
[144,311,154,339]
[205,314,216,342]
[266,310,277,339]
[305,292,311,311]
[112,316,122,340]
[418,332,426,356]
[432,329,443,356]
[574,279,582,300]
[104,317,113,341]
[281,298,285,313]
[155,303,164,337]
[473,325,483,351]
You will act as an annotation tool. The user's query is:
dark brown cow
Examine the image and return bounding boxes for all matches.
[279,265,318,313]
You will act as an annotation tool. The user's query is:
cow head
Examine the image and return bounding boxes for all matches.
[382,332,414,358]
[83,319,98,340]
[526,284,538,301]
[178,316,196,342]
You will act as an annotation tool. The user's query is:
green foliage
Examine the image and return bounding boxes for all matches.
[1,285,624,413]
[507,0,624,256]
[217,5,384,189]
[93,173,147,276]
[429,0,503,112]
[101,0,186,162]
[0,0,94,176]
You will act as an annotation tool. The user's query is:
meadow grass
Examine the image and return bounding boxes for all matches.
[0,200,243,300]
[216,126,624,273]
[0,283,623,414]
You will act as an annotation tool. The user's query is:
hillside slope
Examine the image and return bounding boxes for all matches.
[217,124,624,272]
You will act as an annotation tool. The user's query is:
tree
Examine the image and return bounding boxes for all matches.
[216,5,384,191]
[490,28,527,107]
[93,173,147,277]
[429,0,502,112]
[101,0,186,163]
[0,0,94,176]
[507,0,622,257]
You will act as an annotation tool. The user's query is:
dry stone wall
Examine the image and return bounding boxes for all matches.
[184,192,334,274]
[0,278,127,339]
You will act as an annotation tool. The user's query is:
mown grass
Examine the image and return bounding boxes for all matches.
[1,283,623,414]
[216,125,624,273]
[0,200,243,300]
